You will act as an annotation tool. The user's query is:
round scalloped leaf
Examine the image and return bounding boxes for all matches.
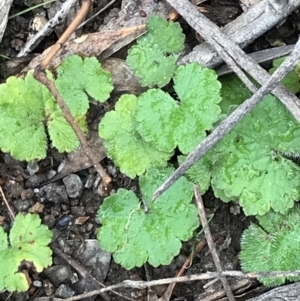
[136,89,181,152]
[0,213,52,292]
[55,55,113,116]
[99,94,172,178]
[145,16,185,53]
[211,94,300,216]
[126,44,177,88]
[173,63,222,154]
[97,167,199,269]
[269,57,300,94]
[0,73,50,161]
[240,208,300,286]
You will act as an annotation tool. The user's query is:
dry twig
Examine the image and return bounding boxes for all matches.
[0,186,15,220]
[17,0,79,57]
[194,185,235,301]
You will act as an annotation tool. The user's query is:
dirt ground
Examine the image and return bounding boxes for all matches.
[0,0,299,300]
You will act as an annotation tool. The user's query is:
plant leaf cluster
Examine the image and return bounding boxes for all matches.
[99,63,221,178]
[97,167,199,269]
[0,55,113,161]
[240,207,300,286]
[126,16,185,88]
[0,214,52,292]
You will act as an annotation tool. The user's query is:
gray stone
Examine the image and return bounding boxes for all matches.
[63,174,83,198]
[44,265,71,287]
[55,284,75,298]
[42,183,68,203]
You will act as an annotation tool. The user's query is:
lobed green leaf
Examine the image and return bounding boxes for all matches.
[55,55,113,116]
[99,94,172,178]
[210,95,300,215]
[173,63,222,153]
[0,214,52,292]
[240,207,300,286]
[97,167,199,269]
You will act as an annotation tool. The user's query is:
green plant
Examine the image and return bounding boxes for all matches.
[0,214,52,292]
[99,63,221,178]
[97,167,199,269]
[0,55,113,161]
[240,207,300,286]
[126,16,185,87]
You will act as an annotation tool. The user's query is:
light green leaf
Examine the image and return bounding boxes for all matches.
[145,16,185,53]
[0,72,51,161]
[240,207,300,286]
[136,89,180,152]
[126,44,177,88]
[211,94,300,215]
[55,55,113,116]
[99,94,173,178]
[0,214,52,292]
[173,63,222,153]
[97,167,199,269]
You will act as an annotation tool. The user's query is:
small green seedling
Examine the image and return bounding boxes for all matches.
[0,214,53,292]
[0,55,113,161]
[240,206,300,286]
[97,167,199,269]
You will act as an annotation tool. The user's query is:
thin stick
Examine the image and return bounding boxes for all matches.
[41,0,93,68]
[77,0,117,29]
[52,270,300,301]
[52,244,134,301]
[152,33,300,201]
[194,185,235,301]
[17,0,78,57]
[34,68,111,189]
[160,239,207,301]
[0,186,15,220]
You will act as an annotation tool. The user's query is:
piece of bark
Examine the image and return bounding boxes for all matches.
[180,0,300,68]
[246,282,300,301]
[0,0,13,43]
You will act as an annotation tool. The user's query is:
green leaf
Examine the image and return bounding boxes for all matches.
[240,207,300,286]
[269,57,300,93]
[0,213,53,292]
[55,55,113,116]
[145,16,185,53]
[210,94,300,215]
[99,94,173,178]
[126,44,177,88]
[126,16,184,88]
[173,63,222,153]
[0,72,50,161]
[136,89,181,152]
[97,167,199,269]
[219,74,252,115]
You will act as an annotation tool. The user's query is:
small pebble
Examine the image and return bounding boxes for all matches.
[27,160,39,175]
[43,265,71,287]
[42,183,68,203]
[57,215,72,230]
[13,199,31,211]
[63,174,83,198]
[43,214,56,228]
[55,284,75,298]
